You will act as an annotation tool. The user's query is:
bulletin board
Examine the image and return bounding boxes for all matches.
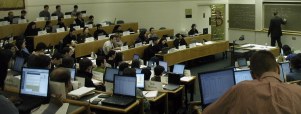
[0,0,25,10]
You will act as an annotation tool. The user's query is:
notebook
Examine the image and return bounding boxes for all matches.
[102,75,136,107]
[104,68,119,82]
[234,70,252,84]
[198,68,235,109]
[18,68,50,112]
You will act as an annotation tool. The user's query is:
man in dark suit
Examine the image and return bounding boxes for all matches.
[268,12,286,48]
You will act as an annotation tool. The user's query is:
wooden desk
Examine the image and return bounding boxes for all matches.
[33,22,139,48]
[161,85,184,114]
[145,92,168,114]
[158,41,229,66]
[0,17,89,39]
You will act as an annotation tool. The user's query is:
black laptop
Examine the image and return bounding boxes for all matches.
[18,68,50,112]
[198,68,235,109]
[11,57,25,76]
[102,75,137,107]
[163,73,181,91]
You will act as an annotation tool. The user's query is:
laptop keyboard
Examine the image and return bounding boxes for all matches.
[107,96,135,102]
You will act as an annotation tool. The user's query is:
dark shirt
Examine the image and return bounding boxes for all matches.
[39,10,51,20]
[135,36,148,44]
[268,16,286,37]
[112,29,123,34]
[174,38,187,48]
[21,16,25,19]
[151,76,161,82]
[52,11,64,19]
[74,18,85,28]
[77,33,92,43]
[94,29,108,39]
[0,95,18,114]
[63,34,76,47]
[107,59,116,68]
[286,69,301,82]
[57,22,66,31]
[4,16,14,24]
[24,28,40,37]
[76,70,96,88]
[44,25,52,33]
[188,29,199,36]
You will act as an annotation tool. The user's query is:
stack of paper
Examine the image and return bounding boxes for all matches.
[68,87,95,98]
[180,77,193,82]
[143,91,158,98]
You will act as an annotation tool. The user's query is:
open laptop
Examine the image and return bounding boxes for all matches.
[18,68,50,111]
[172,64,185,76]
[102,75,136,107]
[104,68,119,82]
[12,57,25,76]
[234,70,253,84]
[136,73,144,89]
[198,68,235,109]
[68,68,76,81]
[279,62,291,82]
[159,61,168,72]
[163,73,181,91]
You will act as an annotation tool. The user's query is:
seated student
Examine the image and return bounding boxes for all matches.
[282,45,296,61]
[174,33,187,49]
[43,68,73,114]
[74,12,85,28]
[203,50,301,114]
[52,5,64,19]
[148,27,158,38]
[113,34,123,48]
[61,47,74,58]
[20,10,27,20]
[135,31,148,44]
[44,21,52,33]
[93,56,108,73]
[158,37,168,48]
[39,5,51,20]
[112,25,123,33]
[143,38,160,62]
[15,38,30,59]
[32,42,47,55]
[57,18,67,31]
[94,24,108,40]
[0,92,18,114]
[188,24,199,36]
[77,58,103,89]
[150,37,162,53]
[4,11,14,24]
[286,53,301,82]
[27,54,51,69]
[60,57,74,68]
[131,59,141,69]
[151,66,165,82]
[3,43,17,57]
[77,27,92,43]
[87,15,94,25]
[71,5,78,17]
[106,50,117,67]
[24,22,41,53]
[0,49,13,90]
[103,35,117,55]
[118,62,129,75]
[51,52,63,69]
[141,68,151,81]
[62,28,77,47]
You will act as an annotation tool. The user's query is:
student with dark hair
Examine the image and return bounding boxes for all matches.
[87,15,94,25]
[188,24,199,36]
[118,62,129,75]
[77,58,103,89]
[3,43,17,56]
[71,5,79,16]
[135,30,148,44]
[286,53,301,81]
[51,52,63,69]
[131,59,141,69]
[24,22,41,53]
[94,24,108,40]
[103,35,117,55]
[141,68,151,80]
[151,66,165,82]
[148,27,158,38]
[57,18,67,31]
[61,47,74,58]
[114,52,124,67]
[27,54,51,69]
[203,50,301,114]
[174,33,187,49]
[20,10,27,20]
[33,42,47,55]
[93,56,107,73]
[77,27,92,43]
[15,38,30,58]
[39,5,51,20]
[159,37,168,48]
[61,57,74,68]
[4,11,14,24]
[143,37,160,62]
[122,68,136,77]
[106,50,117,68]
[74,12,85,27]
[0,49,13,90]
[52,5,64,19]
[44,21,52,33]
[63,28,77,47]
[112,25,123,33]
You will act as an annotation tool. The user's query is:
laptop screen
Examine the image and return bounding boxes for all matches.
[133,54,140,60]
[114,75,136,97]
[159,61,168,72]
[13,57,25,72]
[237,58,247,67]
[136,74,144,88]
[280,62,290,81]
[234,70,252,84]
[173,64,185,75]
[198,68,235,108]
[20,68,49,97]
[135,68,142,74]
[68,68,76,81]
[104,68,119,82]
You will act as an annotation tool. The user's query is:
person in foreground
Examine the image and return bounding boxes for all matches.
[203,50,301,114]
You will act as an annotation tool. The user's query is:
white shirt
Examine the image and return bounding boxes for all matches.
[103,40,114,55]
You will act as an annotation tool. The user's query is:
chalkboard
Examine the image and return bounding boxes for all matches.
[264,3,301,31]
[0,0,24,10]
[229,4,255,30]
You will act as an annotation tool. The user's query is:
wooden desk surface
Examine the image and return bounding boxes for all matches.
[33,22,139,48]
[160,40,229,66]
[0,17,89,39]
[160,85,184,94]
